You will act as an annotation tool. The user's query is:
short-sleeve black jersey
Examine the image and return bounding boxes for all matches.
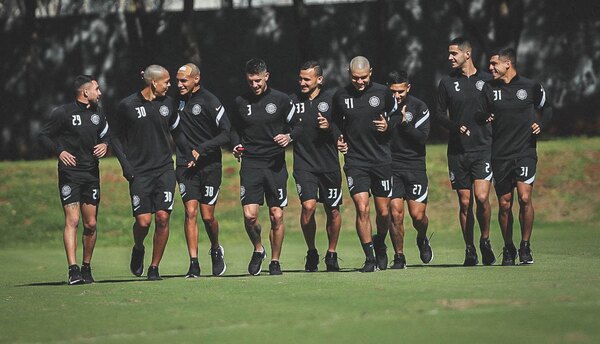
[176,88,231,169]
[230,87,299,168]
[110,93,181,176]
[331,82,397,167]
[435,70,493,154]
[38,101,109,172]
[290,88,340,173]
[390,95,430,171]
[477,75,552,160]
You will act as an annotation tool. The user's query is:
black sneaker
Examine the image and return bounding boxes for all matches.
[324,251,340,272]
[305,249,319,272]
[81,265,94,284]
[147,265,162,281]
[519,242,534,265]
[480,238,496,265]
[502,244,517,266]
[68,265,84,285]
[390,253,407,269]
[269,260,283,275]
[463,245,479,266]
[185,260,200,278]
[360,258,378,272]
[416,236,433,264]
[210,245,227,276]
[248,247,266,276]
[372,234,388,270]
[130,246,145,277]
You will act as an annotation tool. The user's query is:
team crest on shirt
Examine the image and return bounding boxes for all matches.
[265,103,277,114]
[476,80,485,91]
[240,186,246,198]
[179,183,186,194]
[132,195,140,207]
[296,184,302,195]
[369,96,380,107]
[61,185,71,197]
[192,104,202,115]
[405,112,414,122]
[159,105,169,117]
[516,89,528,100]
[347,177,354,188]
[317,102,329,112]
[90,114,100,125]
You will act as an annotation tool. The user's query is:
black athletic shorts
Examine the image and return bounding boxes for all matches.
[58,168,100,206]
[447,151,493,190]
[176,166,221,205]
[391,169,428,203]
[129,169,176,216]
[493,156,538,196]
[240,162,288,207]
[293,169,343,207]
[344,164,392,197]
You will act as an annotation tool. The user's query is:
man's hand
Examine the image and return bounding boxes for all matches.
[317,112,329,129]
[459,125,471,136]
[373,114,388,132]
[192,149,200,161]
[233,144,245,162]
[337,135,348,155]
[273,134,292,147]
[59,151,77,166]
[532,122,541,135]
[401,105,408,123]
[93,143,107,158]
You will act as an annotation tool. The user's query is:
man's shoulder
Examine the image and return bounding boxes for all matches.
[407,95,427,109]
[477,70,493,81]
[118,92,141,107]
[266,87,290,101]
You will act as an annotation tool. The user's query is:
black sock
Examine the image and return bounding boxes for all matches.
[190,257,199,264]
[520,240,529,248]
[362,242,375,259]
[82,262,91,268]
[68,264,78,270]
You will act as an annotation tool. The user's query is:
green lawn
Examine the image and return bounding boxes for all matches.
[0,137,599,343]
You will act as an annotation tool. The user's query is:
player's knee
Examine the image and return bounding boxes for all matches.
[65,217,79,229]
[201,214,215,226]
[518,193,532,206]
[244,213,259,226]
[498,198,512,212]
[391,210,404,226]
[83,218,97,231]
[474,193,489,206]
[301,203,317,216]
[411,211,427,224]
[185,206,198,221]
[155,213,170,228]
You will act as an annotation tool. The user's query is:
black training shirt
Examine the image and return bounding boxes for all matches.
[389,95,430,171]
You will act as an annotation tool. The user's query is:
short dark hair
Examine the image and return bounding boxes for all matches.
[245,58,267,75]
[449,37,472,51]
[300,60,323,77]
[386,70,409,85]
[497,47,517,66]
[74,74,95,93]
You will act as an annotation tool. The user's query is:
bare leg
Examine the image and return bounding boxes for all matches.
[269,206,285,261]
[300,199,318,250]
[473,179,492,240]
[63,202,81,266]
[80,203,98,264]
[324,205,341,252]
[200,204,219,249]
[183,200,199,258]
[243,204,263,251]
[150,210,170,267]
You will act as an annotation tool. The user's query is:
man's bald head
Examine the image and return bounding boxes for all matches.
[349,56,372,91]
[349,56,371,73]
[177,63,200,78]
[177,63,201,96]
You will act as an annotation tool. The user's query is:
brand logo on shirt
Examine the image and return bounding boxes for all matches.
[91,114,100,125]
[240,186,246,198]
[178,101,185,111]
[192,104,202,115]
[132,195,140,207]
[516,89,528,100]
[405,112,413,122]
[347,177,354,188]
[317,102,329,112]
[368,96,380,107]
[159,105,169,117]
[476,80,485,91]
[179,183,186,194]
[265,103,277,114]
[61,185,71,197]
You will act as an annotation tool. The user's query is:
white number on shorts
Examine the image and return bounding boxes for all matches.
[163,191,173,202]
[204,186,214,197]
[295,103,305,114]
[328,188,338,199]
[493,90,502,101]
[485,163,491,173]
[344,98,354,109]
[135,106,147,118]
[92,189,98,200]
[520,166,529,177]
[381,179,390,192]
[278,188,284,200]
[246,104,252,116]
[71,115,82,126]
[412,184,422,195]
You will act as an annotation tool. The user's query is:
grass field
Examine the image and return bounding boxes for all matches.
[1,137,599,343]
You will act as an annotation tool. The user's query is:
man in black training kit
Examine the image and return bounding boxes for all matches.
[435,37,495,266]
[332,56,397,272]
[175,63,230,277]
[386,70,433,269]
[111,65,195,280]
[476,47,552,265]
[290,61,342,272]
[39,75,113,284]
[230,58,300,275]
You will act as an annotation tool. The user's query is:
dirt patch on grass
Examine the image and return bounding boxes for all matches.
[438,298,529,310]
